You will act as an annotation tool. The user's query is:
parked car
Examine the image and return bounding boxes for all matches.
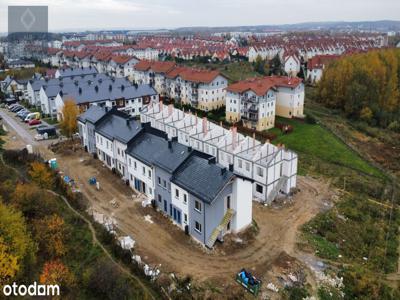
[17,109,29,118]
[28,119,41,126]
[18,111,31,121]
[36,125,57,137]
[6,103,19,110]
[24,112,41,122]
[11,105,24,112]
[16,109,29,117]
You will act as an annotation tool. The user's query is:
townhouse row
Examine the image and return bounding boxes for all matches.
[141,102,298,204]
[78,106,253,248]
[44,50,140,79]
[25,67,158,119]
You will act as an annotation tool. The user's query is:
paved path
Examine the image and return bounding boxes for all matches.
[0,109,38,146]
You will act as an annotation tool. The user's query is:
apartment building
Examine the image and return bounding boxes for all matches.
[133,62,228,111]
[225,76,305,130]
[141,102,298,204]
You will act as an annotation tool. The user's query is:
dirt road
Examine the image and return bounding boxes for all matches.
[55,149,333,283]
[1,107,334,289]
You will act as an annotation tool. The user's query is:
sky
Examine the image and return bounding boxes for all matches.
[0,0,399,32]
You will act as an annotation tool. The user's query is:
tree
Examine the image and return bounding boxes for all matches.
[360,107,373,123]
[59,99,79,138]
[29,161,54,189]
[39,260,75,292]
[87,259,136,299]
[270,54,283,75]
[34,214,68,258]
[0,237,19,288]
[0,202,36,281]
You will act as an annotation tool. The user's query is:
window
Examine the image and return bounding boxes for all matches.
[149,188,152,195]
[245,162,250,171]
[129,158,131,166]
[134,161,137,170]
[158,176,161,185]
[184,214,187,223]
[256,184,263,194]
[158,194,162,202]
[163,180,167,189]
[148,170,151,178]
[195,221,202,233]
[183,194,187,204]
[257,167,264,177]
[175,189,179,198]
[142,167,145,175]
[195,200,202,212]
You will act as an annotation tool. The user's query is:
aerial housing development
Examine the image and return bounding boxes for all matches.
[1,3,400,298]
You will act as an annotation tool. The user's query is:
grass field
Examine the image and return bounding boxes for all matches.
[268,117,383,178]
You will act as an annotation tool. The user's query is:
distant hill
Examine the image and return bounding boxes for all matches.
[174,20,400,33]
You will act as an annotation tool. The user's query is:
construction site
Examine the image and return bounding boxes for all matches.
[1,107,339,298]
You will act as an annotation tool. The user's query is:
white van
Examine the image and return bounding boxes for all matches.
[24,112,41,123]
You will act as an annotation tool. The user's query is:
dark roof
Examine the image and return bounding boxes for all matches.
[171,152,234,204]
[95,111,142,144]
[126,131,191,172]
[57,66,98,78]
[77,105,107,124]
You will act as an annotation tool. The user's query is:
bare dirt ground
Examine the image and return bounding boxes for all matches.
[1,109,336,296]
[52,148,334,285]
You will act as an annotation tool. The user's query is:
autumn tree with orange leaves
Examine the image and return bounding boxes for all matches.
[34,214,68,258]
[59,99,79,138]
[39,260,75,291]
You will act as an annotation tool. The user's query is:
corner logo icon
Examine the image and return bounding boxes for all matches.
[20,8,36,31]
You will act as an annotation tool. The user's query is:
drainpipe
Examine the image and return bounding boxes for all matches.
[203,201,206,245]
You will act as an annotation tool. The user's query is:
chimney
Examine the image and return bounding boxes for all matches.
[126,118,130,126]
[232,127,237,150]
[168,104,173,116]
[221,167,227,175]
[160,100,163,111]
[208,157,216,164]
[228,164,234,172]
[252,132,256,147]
[202,117,208,135]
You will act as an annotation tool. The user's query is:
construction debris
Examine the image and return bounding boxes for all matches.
[144,215,154,224]
[266,282,279,292]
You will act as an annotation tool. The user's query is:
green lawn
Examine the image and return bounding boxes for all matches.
[268,117,383,178]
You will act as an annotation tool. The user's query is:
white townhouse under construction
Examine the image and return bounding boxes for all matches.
[140,102,298,203]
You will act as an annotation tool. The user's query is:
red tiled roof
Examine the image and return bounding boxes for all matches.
[134,60,154,71]
[179,68,222,84]
[111,55,135,64]
[227,76,302,96]
[227,77,276,96]
[308,54,340,70]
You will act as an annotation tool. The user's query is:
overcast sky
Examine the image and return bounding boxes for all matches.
[0,0,399,32]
